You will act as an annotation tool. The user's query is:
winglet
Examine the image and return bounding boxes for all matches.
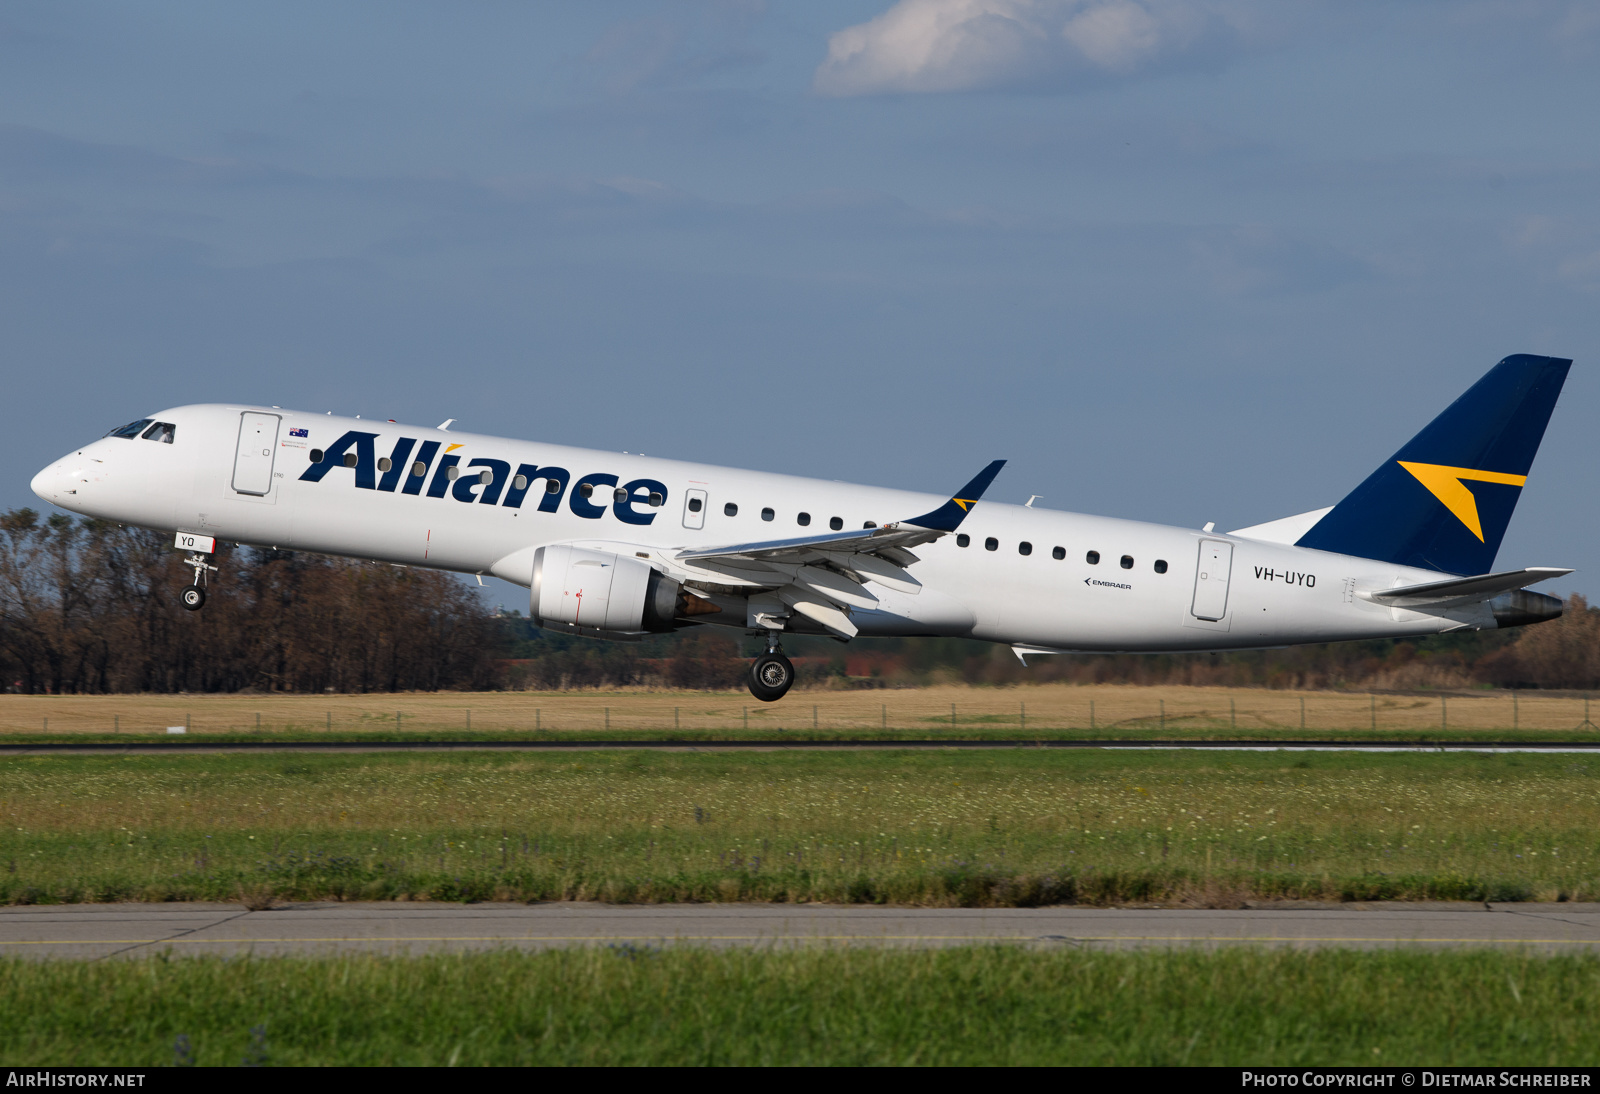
[903,460,1006,532]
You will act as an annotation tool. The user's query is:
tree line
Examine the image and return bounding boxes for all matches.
[0,510,498,694]
[2,509,1596,694]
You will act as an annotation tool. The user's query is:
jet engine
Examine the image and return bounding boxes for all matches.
[1490,589,1563,628]
[532,544,709,639]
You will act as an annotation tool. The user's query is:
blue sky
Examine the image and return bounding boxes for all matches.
[4,1,1597,609]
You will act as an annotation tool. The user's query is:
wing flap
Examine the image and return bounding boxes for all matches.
[793,565,879,610]
[824,550,922,595]
[778,585,858,638]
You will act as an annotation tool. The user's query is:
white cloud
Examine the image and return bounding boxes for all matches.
[813,0,1265,96]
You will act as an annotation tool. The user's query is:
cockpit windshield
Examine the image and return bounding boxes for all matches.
[141,421,176,444]
[106,419,153,439]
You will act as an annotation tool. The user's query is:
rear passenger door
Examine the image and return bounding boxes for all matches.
[1190,539,1233,621]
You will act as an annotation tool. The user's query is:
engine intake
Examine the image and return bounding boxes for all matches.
[532,544,684,639]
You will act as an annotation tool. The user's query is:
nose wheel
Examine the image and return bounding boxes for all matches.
[178,551,218,612]
[747,647,795,703]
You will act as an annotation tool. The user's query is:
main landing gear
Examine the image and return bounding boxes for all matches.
[747,634,795,703]
[179,551,218,612]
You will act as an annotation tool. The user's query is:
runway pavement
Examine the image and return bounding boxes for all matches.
[0,901,1598,958]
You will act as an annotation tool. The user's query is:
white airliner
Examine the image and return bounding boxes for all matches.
[30,355,1573,702]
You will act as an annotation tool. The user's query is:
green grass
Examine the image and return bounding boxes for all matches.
[2,749,1599,905]
[3,947,1597,1065]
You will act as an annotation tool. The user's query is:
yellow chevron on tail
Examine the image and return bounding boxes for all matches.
[1397,461,1527,542]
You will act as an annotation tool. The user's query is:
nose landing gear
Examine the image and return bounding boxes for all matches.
[747,633,795,703]
[179,551,218,612]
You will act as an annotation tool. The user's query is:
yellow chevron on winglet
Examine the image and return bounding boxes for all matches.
[952,498,975,511]
[1397,461,1527,542]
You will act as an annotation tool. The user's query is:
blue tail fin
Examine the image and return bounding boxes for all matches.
[1294,354,1571,574]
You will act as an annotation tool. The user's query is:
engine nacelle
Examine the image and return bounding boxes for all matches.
[1490,589,1563,628]
[532,544,682,639]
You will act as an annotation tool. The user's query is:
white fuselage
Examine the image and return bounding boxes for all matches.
[30,403,1496,652]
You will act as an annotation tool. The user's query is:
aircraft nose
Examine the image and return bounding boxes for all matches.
[30,458,77,504]
[30,463,59,502]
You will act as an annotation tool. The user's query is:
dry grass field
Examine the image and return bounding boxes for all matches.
[0,684,1596,737]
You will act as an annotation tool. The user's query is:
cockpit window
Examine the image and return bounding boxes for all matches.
[141,422,176,444]
[106,419,152,439]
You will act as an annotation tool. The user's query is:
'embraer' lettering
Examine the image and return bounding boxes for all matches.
[299,430,667,525]
[1085,578,1132,590]
[1255,567,1316,587]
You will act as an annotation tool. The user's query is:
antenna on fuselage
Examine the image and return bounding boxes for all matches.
[438,419,455,431]
[1025,495,1041,508]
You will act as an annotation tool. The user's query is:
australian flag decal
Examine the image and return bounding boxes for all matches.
[288,428,309,438]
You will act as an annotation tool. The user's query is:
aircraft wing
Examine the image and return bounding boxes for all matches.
[1367,566,1572,608]
[672,460,1005,638]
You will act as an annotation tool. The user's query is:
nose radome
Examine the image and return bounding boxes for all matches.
[30,464,59,502]
[30,457,81,504]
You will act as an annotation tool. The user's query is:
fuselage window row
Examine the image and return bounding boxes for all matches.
[949,538,1167,575]
[288,450,1172,553]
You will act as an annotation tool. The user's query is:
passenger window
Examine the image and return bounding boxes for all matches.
[446,466,460,481]
[1120,555,1134,569]
[343,452,358,468]
[762,508,775,522]
[724,502,738,517]
[545,479,561,494]
[311,449,325,464]
[649,492,664,507]
[957,534,970,548]
[613,487,627,501]
[985,537,998,551]
[482,470,494,486]
[829,517,843,530]
[411,461,426,477]
[797,512,811,526]
[1154,559,1168,574]
[1052,546,1065,560]
[1018,541,1032,556]
[107,419,152,439]
[688,497,703,513]
[378,457,392,473]
[1086,551,1100,565]
[579,483,593,498]
[512,474,528,491]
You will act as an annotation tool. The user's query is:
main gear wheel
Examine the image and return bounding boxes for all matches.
[747,652,795,702]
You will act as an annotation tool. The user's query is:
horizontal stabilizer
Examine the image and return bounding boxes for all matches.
[1368,567,1572,608]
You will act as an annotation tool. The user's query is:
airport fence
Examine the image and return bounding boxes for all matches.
[0,686,1596,737]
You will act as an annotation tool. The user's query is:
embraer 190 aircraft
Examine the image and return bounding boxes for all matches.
[31,355,1574,702]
